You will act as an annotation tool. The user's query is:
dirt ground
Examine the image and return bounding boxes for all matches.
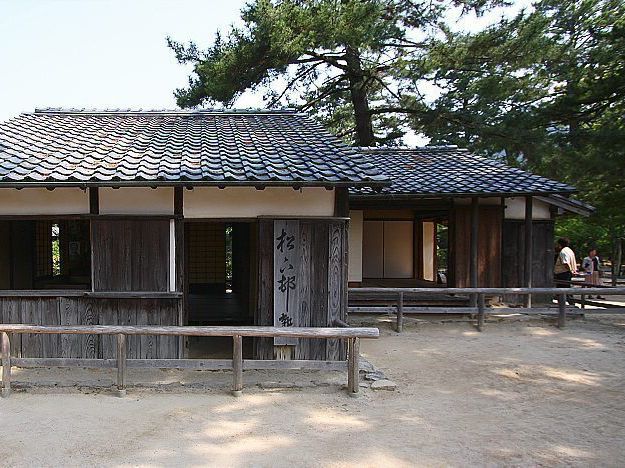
[2,315,625,467]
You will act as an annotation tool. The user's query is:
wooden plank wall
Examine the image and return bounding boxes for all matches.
[0,297,180,358]
[502,220,555,304]
[256,219,348,360]
[451,205,503,288]
[92,219,169,291]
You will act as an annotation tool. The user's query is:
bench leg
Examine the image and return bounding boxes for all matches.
[347,337,360,395]
[1,332,10,398]
[232,335,243,397]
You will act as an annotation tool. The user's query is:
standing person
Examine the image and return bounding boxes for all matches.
[582,249,605,299]
[581,248,599,299]
[554,237,577,304]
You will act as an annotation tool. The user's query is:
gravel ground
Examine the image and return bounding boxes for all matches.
[2,314,625,467]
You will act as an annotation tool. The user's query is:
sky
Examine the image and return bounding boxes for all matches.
[0,0,531,123]
[0,0,256,120]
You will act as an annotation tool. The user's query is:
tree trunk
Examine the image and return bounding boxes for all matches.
[344,46,375,147]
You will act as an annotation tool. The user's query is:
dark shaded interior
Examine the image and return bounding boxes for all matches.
[0,219,91,290]
[185,221,257,358]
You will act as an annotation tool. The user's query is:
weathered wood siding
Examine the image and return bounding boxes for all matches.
[450,205,502,288]
[0,297,180,358]
[92,219,169,291]
[256,219,348,360]
[502,220,555,304]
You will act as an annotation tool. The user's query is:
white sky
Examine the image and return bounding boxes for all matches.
[0,0,531,125]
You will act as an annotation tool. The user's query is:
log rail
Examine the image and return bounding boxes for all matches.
[349,287,625,333]
[0,325,379,399]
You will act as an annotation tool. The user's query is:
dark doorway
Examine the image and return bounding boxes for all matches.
[185,221,257,358]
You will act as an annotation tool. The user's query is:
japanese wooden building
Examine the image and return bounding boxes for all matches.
[0,109,590,361]
[0,109,386,361]
[347,147,593,300]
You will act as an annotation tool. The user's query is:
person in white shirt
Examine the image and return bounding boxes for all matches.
[554,237,577,304]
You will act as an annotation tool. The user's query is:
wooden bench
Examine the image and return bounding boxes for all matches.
[0,325,379,398]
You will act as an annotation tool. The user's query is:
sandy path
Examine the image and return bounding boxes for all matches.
[1,316,625,467]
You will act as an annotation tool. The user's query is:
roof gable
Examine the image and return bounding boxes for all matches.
[0,109,387,187]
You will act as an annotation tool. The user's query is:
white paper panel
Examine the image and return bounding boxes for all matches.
[362,220,384,278]
[422,221,435,281]
[384,221,414,278]
[348,210,363,282]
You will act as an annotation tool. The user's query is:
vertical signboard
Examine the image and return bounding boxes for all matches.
[273,220,300,345]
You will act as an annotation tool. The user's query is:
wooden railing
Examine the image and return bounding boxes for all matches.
[349,287,625,333]
[0,325,379,399]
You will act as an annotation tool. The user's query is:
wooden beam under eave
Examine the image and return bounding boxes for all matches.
[524,196,533,308]
[89,187,99,215]
[174,186,183,216]
[334,187,349,218]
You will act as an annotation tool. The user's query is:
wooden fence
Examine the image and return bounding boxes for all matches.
[349,287,625,332]
[0,325,379,398]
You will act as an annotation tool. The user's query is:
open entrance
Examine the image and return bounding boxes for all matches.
[185,221,257,358]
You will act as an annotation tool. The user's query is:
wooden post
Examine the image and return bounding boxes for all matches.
[116,333,126,397]
[347,337,360,395]
[477,293,485,332]
[470,197,479,307]
[524,196,533,308]
[557,294,567,329]
[1,332,11,398]
[396,292,404,333]
[232,335,243,396]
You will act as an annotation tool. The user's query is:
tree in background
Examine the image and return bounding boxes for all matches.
[416,0,625,278]
[167,0,504,146]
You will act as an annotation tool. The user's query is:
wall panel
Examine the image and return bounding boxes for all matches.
[92,219,169,291]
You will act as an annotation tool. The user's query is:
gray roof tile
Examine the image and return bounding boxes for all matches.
[0,109,387,187]
[352,147,575,197]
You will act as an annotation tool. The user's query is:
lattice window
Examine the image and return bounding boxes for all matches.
[188,223,226,284]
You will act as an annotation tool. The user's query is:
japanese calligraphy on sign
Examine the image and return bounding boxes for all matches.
[273,220,300,346]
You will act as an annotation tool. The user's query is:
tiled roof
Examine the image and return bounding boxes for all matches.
[0,109,387,187]
[352,147,575,197]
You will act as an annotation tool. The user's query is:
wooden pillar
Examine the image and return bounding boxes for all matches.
[524,196,533,308]
[116,334,126,397]
[334,187,350,218]
[174,186,186,357]
[232,335,243,396]
[1,332,11,398]
[557,293,567,328]
[396,292,404,333]
[476,293,485,332]
[89,187,99,215]
[347,337,360,395]
[470,197,479,307]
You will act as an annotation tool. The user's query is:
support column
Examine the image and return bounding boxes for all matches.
[232,335,243,397]
[1,332,11,398]
[116,334,126,397]
[470,197,479,307]
[524,196,533,308]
